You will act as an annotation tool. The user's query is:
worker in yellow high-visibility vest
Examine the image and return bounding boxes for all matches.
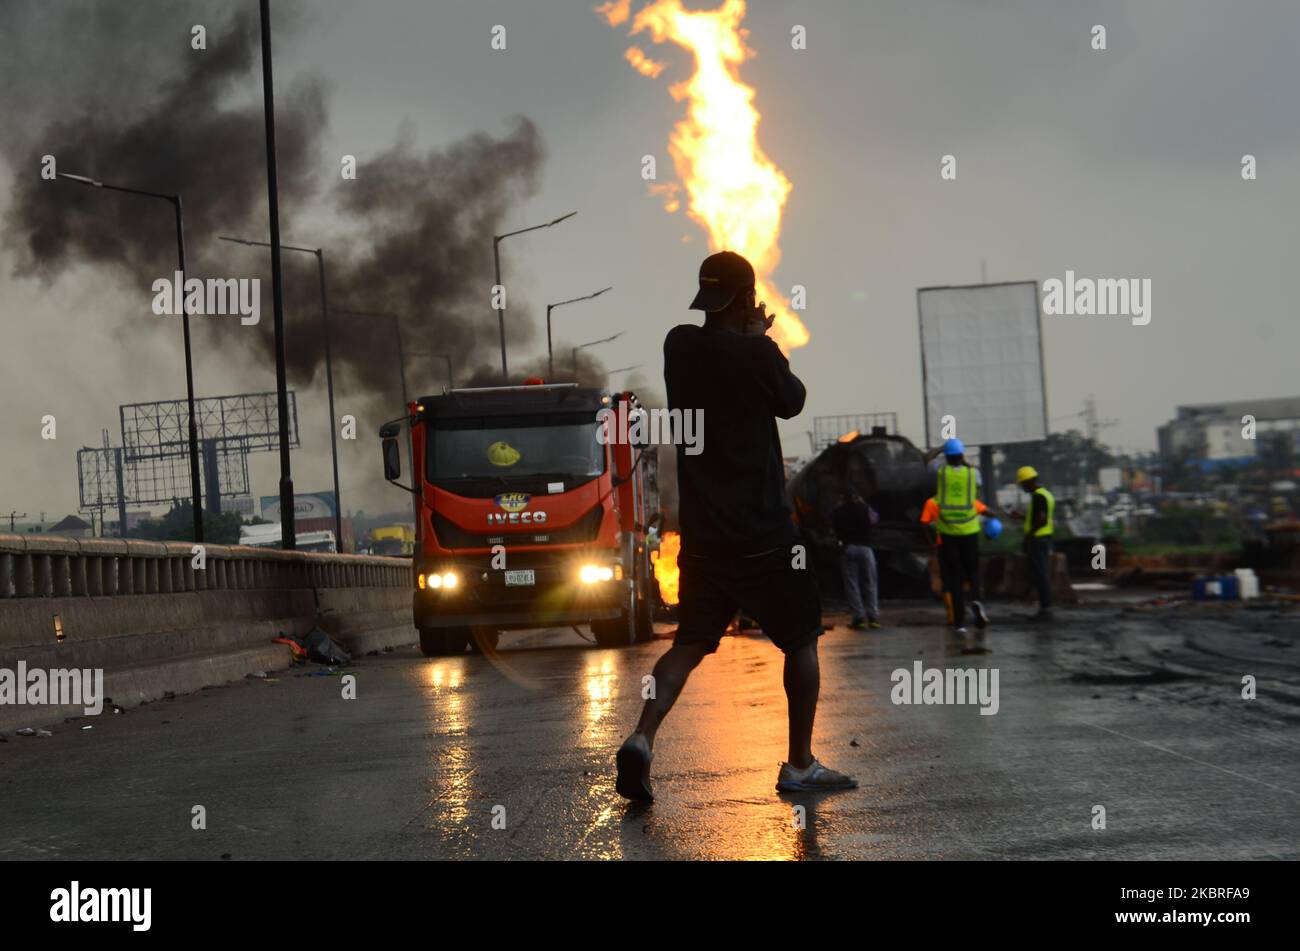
[1013,466,1056,620]
[919,438,992,636]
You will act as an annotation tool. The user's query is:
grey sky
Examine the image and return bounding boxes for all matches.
[3,0,1298,520]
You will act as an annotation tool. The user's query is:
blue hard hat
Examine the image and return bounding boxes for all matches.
[983,517,1003,539]
[943,437,965,456]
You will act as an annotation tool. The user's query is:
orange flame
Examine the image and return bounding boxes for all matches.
[651,530,681,606]
[625,46,667,78]
[600,0,808,352]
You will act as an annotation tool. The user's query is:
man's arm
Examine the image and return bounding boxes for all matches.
[746,335,806,419]
[742,300,806,419]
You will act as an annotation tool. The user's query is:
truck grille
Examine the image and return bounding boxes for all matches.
[431,505,603,550]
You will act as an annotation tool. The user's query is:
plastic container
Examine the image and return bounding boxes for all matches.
[1234,568,1260,600]
[1193,575,1240,600]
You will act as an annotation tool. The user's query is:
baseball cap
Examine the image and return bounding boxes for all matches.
[689,251,755,312]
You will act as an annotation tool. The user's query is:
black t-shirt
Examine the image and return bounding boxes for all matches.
[832,500,873,546]
[664,322,806,556]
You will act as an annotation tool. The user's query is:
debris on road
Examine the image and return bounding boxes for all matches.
[15,727,53,737]
[274,628,351,666]
[303,627,351,666]
[273,636,309,662]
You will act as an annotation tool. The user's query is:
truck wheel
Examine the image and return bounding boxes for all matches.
[591,583,639,647]
[635,594,654,643]
[466,626,500,654]
[418,627,470,657]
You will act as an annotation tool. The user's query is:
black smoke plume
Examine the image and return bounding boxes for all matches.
[2,1,548,414]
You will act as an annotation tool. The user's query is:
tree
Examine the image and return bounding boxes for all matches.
[134,501,243,544]
[997,430,1115,486]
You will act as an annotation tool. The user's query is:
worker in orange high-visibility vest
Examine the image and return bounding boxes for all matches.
[920,438,993,637]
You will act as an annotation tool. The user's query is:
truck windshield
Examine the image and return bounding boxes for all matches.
[427,412,604,490]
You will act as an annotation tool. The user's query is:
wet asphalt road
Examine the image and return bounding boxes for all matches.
[1,594,1297,860]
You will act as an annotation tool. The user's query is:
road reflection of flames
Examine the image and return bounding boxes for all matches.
[585,655,618,724]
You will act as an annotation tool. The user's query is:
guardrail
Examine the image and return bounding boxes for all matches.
[0,533,409,599]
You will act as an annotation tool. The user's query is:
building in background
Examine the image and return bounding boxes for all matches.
[1158,396,1300,471]
[46,514,93,538]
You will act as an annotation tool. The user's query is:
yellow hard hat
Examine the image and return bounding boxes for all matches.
[1016,465,1038,483]
[487,441,521,467]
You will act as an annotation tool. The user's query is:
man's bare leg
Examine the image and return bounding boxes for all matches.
[632,641,714,748]
[617,641,713,801]
[783,641,819,769]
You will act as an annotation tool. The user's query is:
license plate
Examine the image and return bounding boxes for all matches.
[504,569,535,587]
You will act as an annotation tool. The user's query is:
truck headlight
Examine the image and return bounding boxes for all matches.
[579,564,615,584]
[421,571,459,590]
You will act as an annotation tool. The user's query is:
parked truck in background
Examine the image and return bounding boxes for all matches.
[379,381,660,655]
[370,523,415,557]
[238,522,338,553]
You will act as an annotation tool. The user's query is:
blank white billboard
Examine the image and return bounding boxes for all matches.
[917,281,1047,447]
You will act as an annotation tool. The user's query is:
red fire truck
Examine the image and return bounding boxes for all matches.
[379,381,660,655]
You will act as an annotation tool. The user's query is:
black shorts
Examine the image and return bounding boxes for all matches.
[673,546,823,654]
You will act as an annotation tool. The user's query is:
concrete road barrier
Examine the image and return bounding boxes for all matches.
[0,534,416,730]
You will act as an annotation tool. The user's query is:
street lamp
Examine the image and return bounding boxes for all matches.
[407,351,455,391]
[572,332,624,377]
[606,365,643,381]
[258,0,296,550]
[547,286,612,379]
[56,172,204,543]
[219,236,342,550]
[493,210,577,383]
[332,309,409,408]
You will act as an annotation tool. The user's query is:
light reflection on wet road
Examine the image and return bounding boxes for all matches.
[0,600,1296,860]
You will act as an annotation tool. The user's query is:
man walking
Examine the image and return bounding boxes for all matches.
[615,251,856,801]
[832,491,881,630]
[919,438,991,636]
[1014,465,1055,620]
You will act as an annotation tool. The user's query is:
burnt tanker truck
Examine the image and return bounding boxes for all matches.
[788,427,937,599]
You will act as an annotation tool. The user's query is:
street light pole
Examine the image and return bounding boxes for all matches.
[314,250,343,550]
[56,172,204,543]
[546,285,613,379]
[259,0,296,551]
[219,236,343,551]
[332,309,410,407]
[171,196,205,544]
[405,350,454,391]
[493,236,504,383]
[572,332,625,378]
[606,365,643,382]
[492,210,577,383]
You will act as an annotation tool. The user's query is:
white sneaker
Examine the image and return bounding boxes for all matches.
[775,758,858,793]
